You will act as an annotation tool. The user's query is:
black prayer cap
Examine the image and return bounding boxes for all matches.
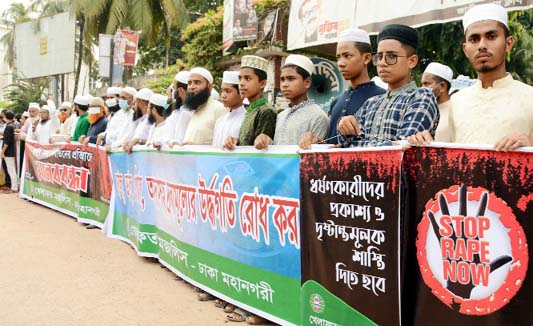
[377,24,418,49]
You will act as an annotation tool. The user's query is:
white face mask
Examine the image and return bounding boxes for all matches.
[88,107,101,115]
[106,99,118,107]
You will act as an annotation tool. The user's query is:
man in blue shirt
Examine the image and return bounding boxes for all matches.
[338,24,439,147]
[299,28,385,148]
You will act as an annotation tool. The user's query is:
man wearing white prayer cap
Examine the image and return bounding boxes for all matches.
[31,105,60,144]
[123,88,156,153]
[72,95,91,142]
[99,85,137,149]
[409,3,533,150]
[180,67,226,145]
[106,86,122,100]
[300,28,386,149]
[146,94,173,150]
[421,62,453,142]
[51,101,78,143]
[166,71,193,149]
[212,71,245,147]
[255,54,328,150]
[19,102,41,140]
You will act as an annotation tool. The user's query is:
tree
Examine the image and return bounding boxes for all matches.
[3,78,48,114]
[181,6,223,86]
[0,3,32,69]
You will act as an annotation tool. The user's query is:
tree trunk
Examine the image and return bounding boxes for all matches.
[73,15,84,97]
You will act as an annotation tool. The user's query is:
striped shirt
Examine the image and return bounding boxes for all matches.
[339,81,439,147]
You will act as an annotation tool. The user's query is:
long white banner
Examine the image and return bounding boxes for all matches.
[288,0,533,50]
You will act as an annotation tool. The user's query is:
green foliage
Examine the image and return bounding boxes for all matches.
[181,6,224,86]
[3,78,48,114]
[0,3,33,67]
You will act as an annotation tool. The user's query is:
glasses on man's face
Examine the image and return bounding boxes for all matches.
[372,53,407,66]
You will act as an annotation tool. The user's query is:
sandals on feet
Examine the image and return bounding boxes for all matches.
[197,291,215,301]
[227,312,246,322]
[214,299,227,308]
[223,304,236,313]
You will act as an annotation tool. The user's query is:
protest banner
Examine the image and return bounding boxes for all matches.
[299,146,403,326]
[402,145,533,325]
[20,142,112,226]
[108,147,301,326]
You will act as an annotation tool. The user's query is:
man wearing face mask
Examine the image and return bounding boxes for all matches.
[421,62,453,142]
[80,98,108,145]
[99,86,137,148]
[51,102,77,143]
[168,71,193,147]
[123,88,154,153]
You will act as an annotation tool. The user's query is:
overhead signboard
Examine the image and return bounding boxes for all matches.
[15,12,76,78]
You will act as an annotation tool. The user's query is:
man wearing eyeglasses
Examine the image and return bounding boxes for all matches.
[337,24,439,147]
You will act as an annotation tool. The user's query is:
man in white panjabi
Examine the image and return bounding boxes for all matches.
[100,86,137,149]
[212,71,245,147]
[146,94,173,150]
[167,71,193,147]
[421,62,453,142]
[32,105,60,144]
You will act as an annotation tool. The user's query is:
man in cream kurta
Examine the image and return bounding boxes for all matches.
[449,73,533,145]
[182,67,227,145]
[408,4,533,149]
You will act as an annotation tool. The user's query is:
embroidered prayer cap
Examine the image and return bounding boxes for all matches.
[283,54,315,76]
[190,67,214,84]
[122,86,137,97]
[240,55,269,73]
[377,24,418,49]
[60,101,72,108]
[222,71,240,85]
[73,95,89,106]
[136,88,154,101]
[28,102,40,110]
[424,62,453,84]
[149,94,169,108]
[174,71,190,84]
[463,4,508,32]
[106,86,121,96]
[338,28,371,45]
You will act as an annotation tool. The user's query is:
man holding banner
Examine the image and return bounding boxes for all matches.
[337,24,439,146]
[408,3,533,150]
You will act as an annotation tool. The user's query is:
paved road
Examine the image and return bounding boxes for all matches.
[0,193,228,326]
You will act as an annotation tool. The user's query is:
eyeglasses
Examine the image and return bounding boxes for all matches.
[372,53,407,66]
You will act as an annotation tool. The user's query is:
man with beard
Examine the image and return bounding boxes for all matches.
[106,86,121,101]
[32,105,60,144]
[98,86,137,149]
[80,97,108,145]
[181,67,226,145]
[146,94,173,150]
[123,88,154,153]
[50,102,77,143]
[19,102,40,140]
[168,71,193,147]
[408,4,533,150]
[72,95,91,142]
